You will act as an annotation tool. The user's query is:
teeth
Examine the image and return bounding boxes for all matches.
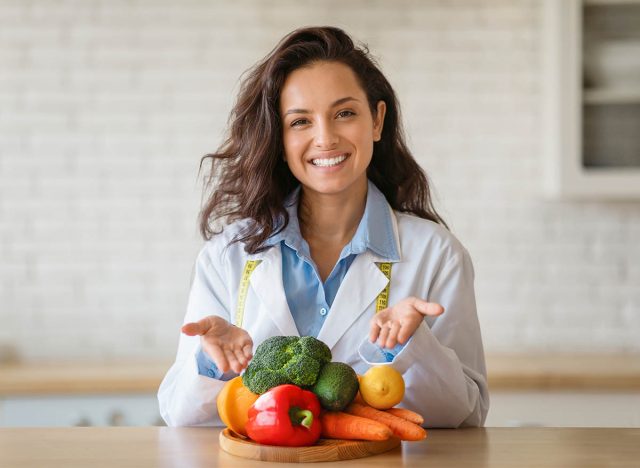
[311,154,347,167]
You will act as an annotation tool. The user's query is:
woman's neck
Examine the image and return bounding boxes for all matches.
[298,179,368,248]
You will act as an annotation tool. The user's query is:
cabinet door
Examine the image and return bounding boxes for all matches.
[0,394,163,427]
[543,0,640,199]
[487,391,640,427]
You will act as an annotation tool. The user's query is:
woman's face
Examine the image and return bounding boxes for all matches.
[279,61,385,198]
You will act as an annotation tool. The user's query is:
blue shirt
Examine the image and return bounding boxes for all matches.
[197,180,402,379]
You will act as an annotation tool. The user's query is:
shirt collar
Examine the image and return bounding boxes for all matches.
[264,186,308,257]
[264,180,400,262]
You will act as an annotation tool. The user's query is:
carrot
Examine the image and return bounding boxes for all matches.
[385,407,424,425]
[320,411,393,441]
[346,403,427,441]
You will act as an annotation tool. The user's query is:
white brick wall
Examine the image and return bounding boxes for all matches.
[1,0,638,361]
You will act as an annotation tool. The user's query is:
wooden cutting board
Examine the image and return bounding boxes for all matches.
[219,428,401,463]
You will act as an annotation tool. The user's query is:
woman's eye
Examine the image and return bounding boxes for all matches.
[291,119,309,127]
[337,110,355,119]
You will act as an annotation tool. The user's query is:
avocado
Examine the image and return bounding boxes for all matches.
[311,362,359,411]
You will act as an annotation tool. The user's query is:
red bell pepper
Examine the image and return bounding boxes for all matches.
[245,384,322,446]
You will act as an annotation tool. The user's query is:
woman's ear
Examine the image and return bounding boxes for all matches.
[373,100,386,142]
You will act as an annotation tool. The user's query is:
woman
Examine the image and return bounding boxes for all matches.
[158,26,489,428]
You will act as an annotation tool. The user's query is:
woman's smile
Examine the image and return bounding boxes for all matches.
[310,152,350,168]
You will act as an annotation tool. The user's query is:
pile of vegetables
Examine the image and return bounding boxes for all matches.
[217,335,427,447]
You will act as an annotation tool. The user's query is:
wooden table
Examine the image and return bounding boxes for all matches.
[1,427,638,467]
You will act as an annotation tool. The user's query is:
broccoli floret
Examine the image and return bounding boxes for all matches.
[242,335,332,394]
[252,336,297,370]
[281,355,321,387]
[241,364,289,395]
[295,336,332,364]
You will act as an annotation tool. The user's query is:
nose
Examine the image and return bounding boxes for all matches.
[313,119,339,149]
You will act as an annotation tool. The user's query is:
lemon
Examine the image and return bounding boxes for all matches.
[359,365,405,409]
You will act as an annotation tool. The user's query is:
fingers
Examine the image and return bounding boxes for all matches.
[232,347,249,372]
[229,333,252,372]
[396,322,412,345]
[181,317,212,336]
[383,321,401,349]
[369,320,382,343]
[370,307,392,343]
[204,340,253,375]
[204,342,230,373]
[414,300,445,317]
[224,347,243,374]
[228,337,254,373]
[376,321,391,348]
[242,343,253,361]
[232,330,253,370]
[396,315,424,344]
[224,342,254,374]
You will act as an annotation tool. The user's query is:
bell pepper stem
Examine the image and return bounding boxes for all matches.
[297,409,314,430]
[289,407,314,430]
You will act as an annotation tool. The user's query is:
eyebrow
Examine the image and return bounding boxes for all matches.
[284,96,360,116]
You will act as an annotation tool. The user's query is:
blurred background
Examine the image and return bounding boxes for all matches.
[1,0,639,428]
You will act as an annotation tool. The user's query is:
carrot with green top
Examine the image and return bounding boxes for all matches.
[346,402,427,441]
[385,407,424,425]
[320,411,393,441]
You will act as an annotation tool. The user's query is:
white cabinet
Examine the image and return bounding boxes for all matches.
[486,391,640,427]
[543,0,640,199]
[0,394,162,427]
[0,362,168,426]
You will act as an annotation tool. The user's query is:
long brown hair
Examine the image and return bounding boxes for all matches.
[199,26,448,253]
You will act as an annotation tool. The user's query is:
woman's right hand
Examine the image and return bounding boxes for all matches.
[181,315,253,374]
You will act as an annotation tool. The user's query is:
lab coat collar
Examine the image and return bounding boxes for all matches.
[248,246,300,337]
[316,249,391,349]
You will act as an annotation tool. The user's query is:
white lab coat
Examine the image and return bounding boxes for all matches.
[158,207,489,428]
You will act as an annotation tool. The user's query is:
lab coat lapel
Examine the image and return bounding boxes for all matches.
[317,251,390,350]
[249,247,300,337]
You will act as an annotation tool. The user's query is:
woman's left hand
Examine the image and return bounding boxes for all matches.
[369,297,445,349]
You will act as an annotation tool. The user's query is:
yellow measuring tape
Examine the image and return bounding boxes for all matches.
[234,260,262,328]
[375,262,392,313]
[234,260,392,327]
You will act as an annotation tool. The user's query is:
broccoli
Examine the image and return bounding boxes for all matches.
[242,335,332,394]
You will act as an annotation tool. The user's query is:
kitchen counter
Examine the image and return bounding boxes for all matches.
[487,353,640,391]
[0,361,169,395]
[1,354,639,395]
[1,427,638,467]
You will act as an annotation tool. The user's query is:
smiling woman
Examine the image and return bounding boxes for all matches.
[158,26,489,430]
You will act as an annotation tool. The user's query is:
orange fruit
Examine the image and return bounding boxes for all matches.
[216,376,259,437]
